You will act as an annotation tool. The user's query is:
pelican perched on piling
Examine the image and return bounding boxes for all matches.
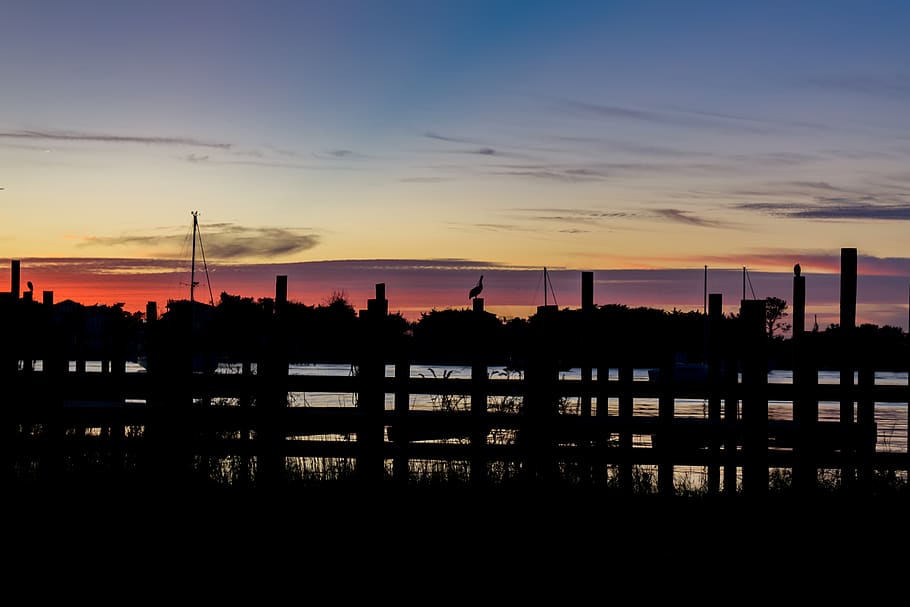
[469,275,484,300]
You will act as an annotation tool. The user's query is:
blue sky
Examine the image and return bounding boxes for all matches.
[1,1,909,327]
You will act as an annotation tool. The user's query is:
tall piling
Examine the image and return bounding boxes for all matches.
[470,297,488,486]
[10,259,19,300]
[357,283,388,485]
[839,248,857,487]
[792,264,818,493]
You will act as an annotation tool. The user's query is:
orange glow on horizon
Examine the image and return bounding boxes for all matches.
[1,257,907,330]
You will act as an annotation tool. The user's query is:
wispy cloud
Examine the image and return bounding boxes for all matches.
[809,73,910,99]
[399,176,450,183]
[423,131,473,143]
[489,169,602,182]
[553,98,774,134]
[445,221,532,234]
[737,201,910,220]
[489,164,608,182]
[0,129,231,149]
[667,106,828,131]
[546,135,710,158]
[785,181,845,191]
[681,250,910,277]
[651,208,729,228]
[728,152,820,167]
[510,208,630,225]
[77,224,321,259]
[312,149,368,160]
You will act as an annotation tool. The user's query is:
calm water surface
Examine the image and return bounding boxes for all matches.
[60,360,907,454]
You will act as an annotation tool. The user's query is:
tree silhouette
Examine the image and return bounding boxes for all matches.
[764,296,790,339]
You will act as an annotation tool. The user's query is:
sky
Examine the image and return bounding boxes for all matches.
[1,1,909,329]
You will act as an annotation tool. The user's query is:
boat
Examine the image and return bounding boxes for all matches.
[156,212,219,374]
[647,358,709,384]
[535,266,559,314]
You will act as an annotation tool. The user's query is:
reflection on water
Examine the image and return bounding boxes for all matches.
[283,363,908,455]
[45,359,909,455]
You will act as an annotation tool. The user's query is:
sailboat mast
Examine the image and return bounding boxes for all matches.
[190,211,198,305]
[544,267,548,307]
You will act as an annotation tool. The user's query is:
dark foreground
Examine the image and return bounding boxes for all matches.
[6,484,907,599]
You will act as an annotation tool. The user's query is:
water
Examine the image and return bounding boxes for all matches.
[45,359,908,454]
[277,363,909,455]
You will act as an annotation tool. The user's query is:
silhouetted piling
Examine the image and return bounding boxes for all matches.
[657,349,675,496]
[618,363,634,492]
[707,293,723,495]
[357,283,388,485]
[792,265,818,493]
[741,298,768,496]
[41,289,65,483]
[470,297,488,486]
[840,247,857,487]
[522,304,560,483]
[10,259,19,300]
[580,272,594,418]
[257,275,291,489]
[723,341,739,495]
[393,357,410,484]
[857,365,876,487]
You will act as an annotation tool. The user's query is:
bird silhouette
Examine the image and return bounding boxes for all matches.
[469,275,484,300]
[27,281,34,292]
[794,263,801,277]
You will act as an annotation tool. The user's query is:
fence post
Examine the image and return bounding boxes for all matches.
[856,364,876,488]
[257,275,290,490]
[0,289,13,482]
[10,259,20,300]
[618,363,633,492]
[741,298,768,496]
[792,265,818,493]
[41,291,66,484]
[723,338,739,495]
[657,348,675,497]
[108,301,127,468]
[393,355,410,485]
[522,304,560,484]
[357,283,388,486]
[839,248,857,489]
[580,272,594,418]
[471,297,488,487]
[707,293,723,495]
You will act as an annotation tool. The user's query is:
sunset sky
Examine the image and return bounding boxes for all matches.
[1,1,908,329]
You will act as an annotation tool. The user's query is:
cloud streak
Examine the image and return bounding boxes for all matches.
[515,208,629,220]
[809,73,910,99]
[652,208,729,228]
[489,164,608,182]
[0,129,231,149]
[554,98,776,134]
[737,201,910,220]
[77,224,321,259]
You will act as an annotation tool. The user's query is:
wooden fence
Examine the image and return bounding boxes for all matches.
[1,249,908,496]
